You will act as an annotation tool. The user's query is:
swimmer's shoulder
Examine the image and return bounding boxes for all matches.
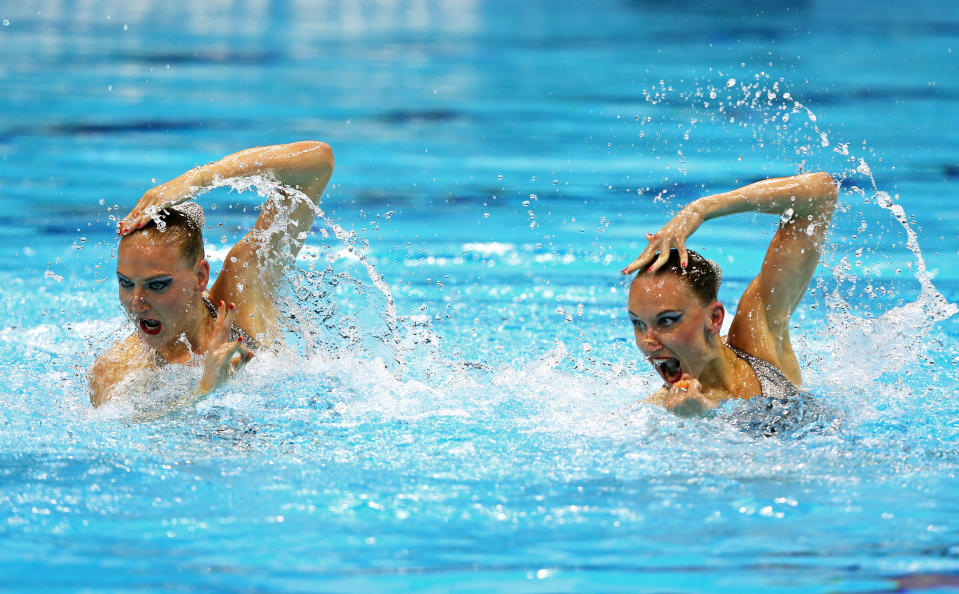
[89,334,149,407]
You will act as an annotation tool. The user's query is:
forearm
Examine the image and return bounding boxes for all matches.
[623,172,836,275]
[147,141,333,206]
[686,172,837,224]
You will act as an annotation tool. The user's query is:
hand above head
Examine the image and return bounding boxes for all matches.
[117,141,333,238]
[663,374,716,418]
[118,177,199,236]
[194,301,254,396]
[621,208,704,275]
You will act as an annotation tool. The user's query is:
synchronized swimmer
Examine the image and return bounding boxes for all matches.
[89,141,333,407]
[89,143,836,421]
[621,172,838,416]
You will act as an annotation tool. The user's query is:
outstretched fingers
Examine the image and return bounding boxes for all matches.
[195,305,253,396]
[117,209,159,236]
[621,232,689,276]
[210,301,236,343]
[621,235,659,275]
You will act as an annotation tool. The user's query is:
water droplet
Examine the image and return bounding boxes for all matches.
[2,19,10,26]
[726,78,736,87]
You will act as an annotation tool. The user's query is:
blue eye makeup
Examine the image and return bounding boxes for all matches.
[146,278,172,291]
[115,275,172,292]
[658,313,682,327]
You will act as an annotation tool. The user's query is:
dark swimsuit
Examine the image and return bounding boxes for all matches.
[719,345,834,438]
[202,297,258,351]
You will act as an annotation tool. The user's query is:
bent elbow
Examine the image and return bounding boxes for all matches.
[282,141,334,200]
[295,140,334,173]
[811,171,838,200]
[802,172,838,214]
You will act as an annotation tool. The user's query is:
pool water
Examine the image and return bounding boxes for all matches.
[2,1,959,591]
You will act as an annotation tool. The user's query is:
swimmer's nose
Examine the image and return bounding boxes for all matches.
[129,291,149,313]
[638,332,661,353]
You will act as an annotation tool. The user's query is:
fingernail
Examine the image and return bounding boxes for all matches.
[647,266,654,272]
[681,261,687,268]
[237,335,243,342]
[219,300,225,308]
[621,267,629,275]
[229,303,235,311]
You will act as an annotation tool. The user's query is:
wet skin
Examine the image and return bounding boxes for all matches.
[116,232,209,361]
[627,274,721,386]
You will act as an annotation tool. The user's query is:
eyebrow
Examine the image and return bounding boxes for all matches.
[628,309,682,320]
[116,273,173,283]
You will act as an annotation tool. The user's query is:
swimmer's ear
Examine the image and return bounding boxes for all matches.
[707,301,725,336]
[194,258,210,291]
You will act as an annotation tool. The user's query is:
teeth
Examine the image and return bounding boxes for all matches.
[142,319,160,329]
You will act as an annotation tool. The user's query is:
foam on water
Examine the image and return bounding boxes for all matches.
[3,71,959,592]
[7,74,949,457]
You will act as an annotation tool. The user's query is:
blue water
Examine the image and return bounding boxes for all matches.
[3,1,959,591]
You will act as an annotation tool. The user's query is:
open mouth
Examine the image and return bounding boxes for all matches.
[139,318,162,336]
[650,356,683,384]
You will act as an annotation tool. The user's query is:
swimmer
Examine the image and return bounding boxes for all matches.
[622,172,838,417]
[89,141,334,407]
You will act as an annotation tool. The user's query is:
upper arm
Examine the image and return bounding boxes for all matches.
[244,142,333,281]
[211,142,334,336]
[729,173,836,368]
[753,172,836,325]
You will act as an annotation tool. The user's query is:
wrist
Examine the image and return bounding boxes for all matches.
[194,372,216,396]
[680,202,707,229]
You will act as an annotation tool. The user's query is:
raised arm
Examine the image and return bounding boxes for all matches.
[119,141,334,343]
[119,140,334,243]
[623,172,837,325]
[119,140,333,282]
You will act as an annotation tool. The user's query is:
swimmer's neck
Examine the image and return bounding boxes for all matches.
[690,340,749,400]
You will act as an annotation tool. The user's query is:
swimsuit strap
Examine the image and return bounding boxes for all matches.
[726,343,797,400]
[202,296,257,349]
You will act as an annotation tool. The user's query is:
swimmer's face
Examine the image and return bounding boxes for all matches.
[628,273,723,385]
[116,232,209,349]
